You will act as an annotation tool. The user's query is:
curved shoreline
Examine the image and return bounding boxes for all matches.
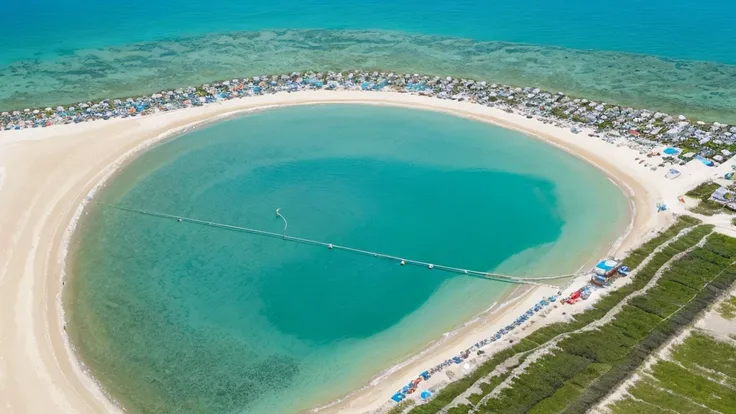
[0,90,714,413]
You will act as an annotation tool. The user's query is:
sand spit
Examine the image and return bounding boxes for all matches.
[0,90,727,413]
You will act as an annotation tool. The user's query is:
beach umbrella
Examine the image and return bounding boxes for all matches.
[1,112,8,116]
[32,109,39,114]
[57,106,64,112]
[24,108,30,113]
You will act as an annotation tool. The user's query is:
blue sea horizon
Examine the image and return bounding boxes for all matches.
[1,0,736,122]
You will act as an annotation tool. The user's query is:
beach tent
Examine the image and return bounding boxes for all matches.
[591,274,607,285]
[665,169,681,180]
[391,393,404,403]
[593,259,619,276]
[420,390,432,400]
[581,287,592,299]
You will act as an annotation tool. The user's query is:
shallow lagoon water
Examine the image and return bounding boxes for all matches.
[66,104,629,413]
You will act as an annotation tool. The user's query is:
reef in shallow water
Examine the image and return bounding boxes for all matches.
[2,29,736,122]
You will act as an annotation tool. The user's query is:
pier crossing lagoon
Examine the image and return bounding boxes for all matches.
[103,203,577,287]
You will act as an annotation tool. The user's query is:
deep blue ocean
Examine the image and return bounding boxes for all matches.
[3,0,735,64]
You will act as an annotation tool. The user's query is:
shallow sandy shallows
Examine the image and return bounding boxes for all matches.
[0,91,717,413]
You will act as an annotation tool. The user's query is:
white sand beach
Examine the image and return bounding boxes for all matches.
[0,91,727,413]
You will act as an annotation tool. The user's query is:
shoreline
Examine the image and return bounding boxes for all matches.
[0,90,716,413]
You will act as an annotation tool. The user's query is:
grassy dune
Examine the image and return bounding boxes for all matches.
[408,215,736,414]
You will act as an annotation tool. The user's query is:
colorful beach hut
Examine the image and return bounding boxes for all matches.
[593,259,620,276]
[591,259,620,285]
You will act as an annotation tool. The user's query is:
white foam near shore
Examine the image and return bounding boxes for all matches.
[0,90,731,414]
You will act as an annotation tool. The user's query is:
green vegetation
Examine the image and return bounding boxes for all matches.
[690,200,731,216]
[571,114,586,124]
[595,119,614,130]
[406,346,533,414]
[550,106,570,119]
[559,232,736,413]
[407,217,705,414]
[686,181,721,199]
[623,215,700,269]
[408,218,736,414]
[609,332,736,414]
[717,294,736,319]
[650,361,736,412]
[527,363,610,414]
[686,182,734,216]
[672,332,736,383]
[467,371,511,406]
[419,221,736,413]
[616,379,714,414]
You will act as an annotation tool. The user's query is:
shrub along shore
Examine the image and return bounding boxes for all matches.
[609,331,736,414]
[405,216,736,413]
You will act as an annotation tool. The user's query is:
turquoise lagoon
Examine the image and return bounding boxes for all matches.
[67,104,629,413]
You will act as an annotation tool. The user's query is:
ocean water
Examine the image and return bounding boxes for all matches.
[3,0,735,64]
[2,1,736,121]
[66,105,629,413]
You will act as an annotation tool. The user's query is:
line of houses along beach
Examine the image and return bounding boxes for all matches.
[2,70,736,170]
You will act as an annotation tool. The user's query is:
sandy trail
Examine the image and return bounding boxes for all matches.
[0,91,721,413]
